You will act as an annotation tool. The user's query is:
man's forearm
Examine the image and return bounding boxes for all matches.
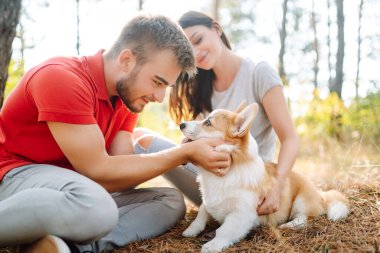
[81,144,189,192]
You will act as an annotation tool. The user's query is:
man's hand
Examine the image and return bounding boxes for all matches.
[184,138,231,176]
[257,181,283,215]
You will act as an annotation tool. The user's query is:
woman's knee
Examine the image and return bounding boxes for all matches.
[133,127,155,140]
[135,135,155,150]
[133,127,158,150]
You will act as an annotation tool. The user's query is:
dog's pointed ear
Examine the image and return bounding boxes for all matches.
[195,112,205,121]
[231,103,259,137]
[235,100,247,113]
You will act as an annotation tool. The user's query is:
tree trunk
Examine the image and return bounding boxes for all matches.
[279,0,288,85]
[355,0,364,99]
[213,0,220,22]
[331,0,344,98]
[18,22,25,70]
[311,0,320,89]
[76,0,80,56]
[138,0,144,11]
[327,0,333,90]
[0,0,22,108]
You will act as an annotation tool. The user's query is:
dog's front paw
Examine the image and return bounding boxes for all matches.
[182,224,203,237]
[201,238,230,253]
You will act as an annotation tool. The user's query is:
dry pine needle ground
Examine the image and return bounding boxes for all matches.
[0,179,378,253]
[120,180,379,253]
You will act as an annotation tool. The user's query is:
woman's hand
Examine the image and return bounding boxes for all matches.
[257,181,283,215]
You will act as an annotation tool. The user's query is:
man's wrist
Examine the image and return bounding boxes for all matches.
[177,142,192,165]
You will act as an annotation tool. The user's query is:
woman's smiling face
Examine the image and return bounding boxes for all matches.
[184,24,224,70]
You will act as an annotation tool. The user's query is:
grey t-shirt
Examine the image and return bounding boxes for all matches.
[210,58,283,162]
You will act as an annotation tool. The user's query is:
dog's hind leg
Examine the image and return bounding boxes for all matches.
[279,197,308,228]
[183,204,210,237]
[278,214,307,229]
[278,196,309,229]
[201,212,256,253]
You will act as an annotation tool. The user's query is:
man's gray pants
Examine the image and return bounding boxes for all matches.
[0,164,186,252]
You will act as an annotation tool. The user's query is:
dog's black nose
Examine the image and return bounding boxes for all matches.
[179,123,186,130]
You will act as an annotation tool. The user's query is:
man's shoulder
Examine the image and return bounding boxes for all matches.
[26,56,89,88]
[43,55,81,66]
[32,56,82,75]
[24,56,95,102]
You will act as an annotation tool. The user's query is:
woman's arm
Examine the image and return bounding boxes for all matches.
[257,86,299,215]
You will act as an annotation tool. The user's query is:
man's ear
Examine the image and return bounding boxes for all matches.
[231,103,259,137]
[118,49,136,73]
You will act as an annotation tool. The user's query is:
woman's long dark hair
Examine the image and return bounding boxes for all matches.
[169,11,231,124]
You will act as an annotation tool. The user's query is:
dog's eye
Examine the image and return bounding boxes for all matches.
[204,119,212,127]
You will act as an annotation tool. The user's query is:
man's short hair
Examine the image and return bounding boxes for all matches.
[109,14,196,81]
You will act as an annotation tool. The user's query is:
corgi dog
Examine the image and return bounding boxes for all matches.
[179,102,349,253]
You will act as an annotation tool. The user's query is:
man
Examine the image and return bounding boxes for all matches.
[0,14,230,253]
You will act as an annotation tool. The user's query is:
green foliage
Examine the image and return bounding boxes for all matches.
[343,92,380,142]
[5,58,24,99]
[137,97,182,143]
[296,89,380,144]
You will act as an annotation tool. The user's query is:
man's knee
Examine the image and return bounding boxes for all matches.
[161,188,186,222]
[61,183,119,242]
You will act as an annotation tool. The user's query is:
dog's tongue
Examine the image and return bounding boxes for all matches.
[181,137,193,144]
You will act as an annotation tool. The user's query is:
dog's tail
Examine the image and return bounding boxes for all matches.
[320,190,350,221]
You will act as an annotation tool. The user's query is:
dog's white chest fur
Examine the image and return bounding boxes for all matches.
[182,139,266,253]
[198,141,264,223]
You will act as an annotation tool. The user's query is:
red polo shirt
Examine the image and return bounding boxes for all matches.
[0,50,138,181]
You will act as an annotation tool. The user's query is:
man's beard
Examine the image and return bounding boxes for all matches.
[115,67,142,113]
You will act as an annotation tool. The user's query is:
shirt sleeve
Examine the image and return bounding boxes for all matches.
[253,61,283,103]
[27,64,97,124]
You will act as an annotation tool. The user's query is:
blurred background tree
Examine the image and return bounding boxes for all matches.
[0,0,22,107]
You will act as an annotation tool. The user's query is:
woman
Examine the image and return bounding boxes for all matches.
[135,11,298,215]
